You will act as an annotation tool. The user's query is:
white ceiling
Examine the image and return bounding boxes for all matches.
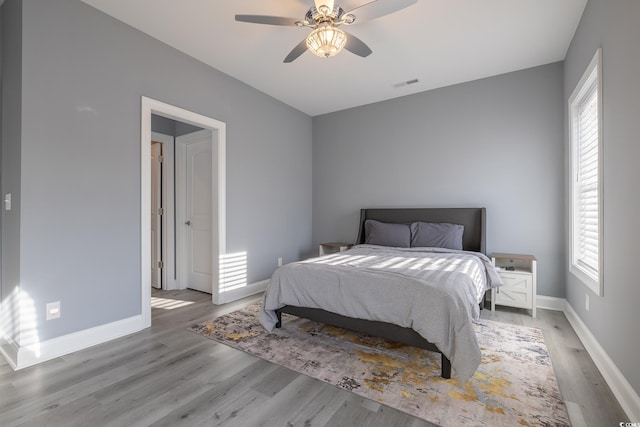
[81,0,587,116]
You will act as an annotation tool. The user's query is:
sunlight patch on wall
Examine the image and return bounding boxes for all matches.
[0,288,44,358]
[19,289,40,356]
[219,252,248,293]
[0,288,20,344]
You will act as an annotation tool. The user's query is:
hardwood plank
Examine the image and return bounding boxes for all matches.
[147,358,276,426]
[231,374,332,426]
[1,341,208,425]
[251,365,300,397]
[97,348,264,426]
[14,396,102,427]
[280,380,354,427]
[325,395,436,427]
[90,343,221,404]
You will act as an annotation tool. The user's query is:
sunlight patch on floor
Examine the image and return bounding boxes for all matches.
[151,297,195,310]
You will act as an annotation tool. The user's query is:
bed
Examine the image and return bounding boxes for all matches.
[258,207,501,382]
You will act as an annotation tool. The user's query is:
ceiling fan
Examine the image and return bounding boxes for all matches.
[235,0,417,63]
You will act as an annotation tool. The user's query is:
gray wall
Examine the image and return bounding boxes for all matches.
[1,0,21,343]
[564,0,640,396]
[313,62,565,297]
[7,0,312,343]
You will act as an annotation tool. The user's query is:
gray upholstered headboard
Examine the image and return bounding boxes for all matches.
[356,207,486,254]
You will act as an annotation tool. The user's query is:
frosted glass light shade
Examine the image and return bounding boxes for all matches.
[306,25,347,58]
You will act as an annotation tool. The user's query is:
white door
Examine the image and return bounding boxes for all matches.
[178,130,216,294]
[150,142,163,289]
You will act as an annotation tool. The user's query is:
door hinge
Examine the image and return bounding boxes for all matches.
[158,155,164,163]
[158,208,164,216]
[158,261,164,269]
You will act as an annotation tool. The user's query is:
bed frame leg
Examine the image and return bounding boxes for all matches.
[441,354,452,379]
[275,310,282,329]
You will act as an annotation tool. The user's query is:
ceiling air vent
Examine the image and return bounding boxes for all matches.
[393,78,420,88]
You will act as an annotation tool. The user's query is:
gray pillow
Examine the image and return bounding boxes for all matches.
[410,222,464,250]
[364,220,411,247]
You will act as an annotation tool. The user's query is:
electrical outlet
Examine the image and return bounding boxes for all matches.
[277,257,283,267]
[46,301,61,320]
[585,294,590,311]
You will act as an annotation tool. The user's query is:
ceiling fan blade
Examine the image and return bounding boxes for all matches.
[338,0,371,12]
[235,15,300,26]
[343,31,372,57]
[344,0,417,24]
[284,39,309,63]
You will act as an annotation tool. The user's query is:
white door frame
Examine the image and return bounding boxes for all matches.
[141,97,226,328]
[151,131,176,291]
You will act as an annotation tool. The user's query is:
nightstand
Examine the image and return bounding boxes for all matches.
[319,242,353,256]
[490,253,537,318]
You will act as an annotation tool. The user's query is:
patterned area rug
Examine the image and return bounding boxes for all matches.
[191,304,570,426]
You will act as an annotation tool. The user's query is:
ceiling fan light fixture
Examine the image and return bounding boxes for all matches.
[314,0,335,13]
[306,25,347,58]
[318,5,331,16]
[343,14,356,24]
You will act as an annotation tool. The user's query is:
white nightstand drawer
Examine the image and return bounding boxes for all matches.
[495,272,534,309]
[498,271,532,290]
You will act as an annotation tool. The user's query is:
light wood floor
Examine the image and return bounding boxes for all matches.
[0,289,628,426]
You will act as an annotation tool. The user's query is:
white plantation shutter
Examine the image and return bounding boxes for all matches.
[570,48,602,295]
[576,84,599,273]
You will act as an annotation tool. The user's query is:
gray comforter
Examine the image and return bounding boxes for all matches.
[259,244,503,383]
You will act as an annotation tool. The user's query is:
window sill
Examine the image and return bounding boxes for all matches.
[569,263,602,296]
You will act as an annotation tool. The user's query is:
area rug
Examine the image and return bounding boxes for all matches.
[190,304,570,426]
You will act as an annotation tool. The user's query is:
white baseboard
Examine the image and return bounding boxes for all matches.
[536,295,566,311]
[564,302,640,421]
[1,315,145,371]
[0,335,19,370]
[487,294,565,311]
[214,280,268,305]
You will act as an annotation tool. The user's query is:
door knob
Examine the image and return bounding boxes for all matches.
[185,220,191,226]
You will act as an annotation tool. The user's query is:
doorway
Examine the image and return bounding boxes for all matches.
[176,129,216,294]
[151,129,214,294]
[141,97,227,328]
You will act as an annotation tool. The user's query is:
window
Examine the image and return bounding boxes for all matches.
[569,48,603,296]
